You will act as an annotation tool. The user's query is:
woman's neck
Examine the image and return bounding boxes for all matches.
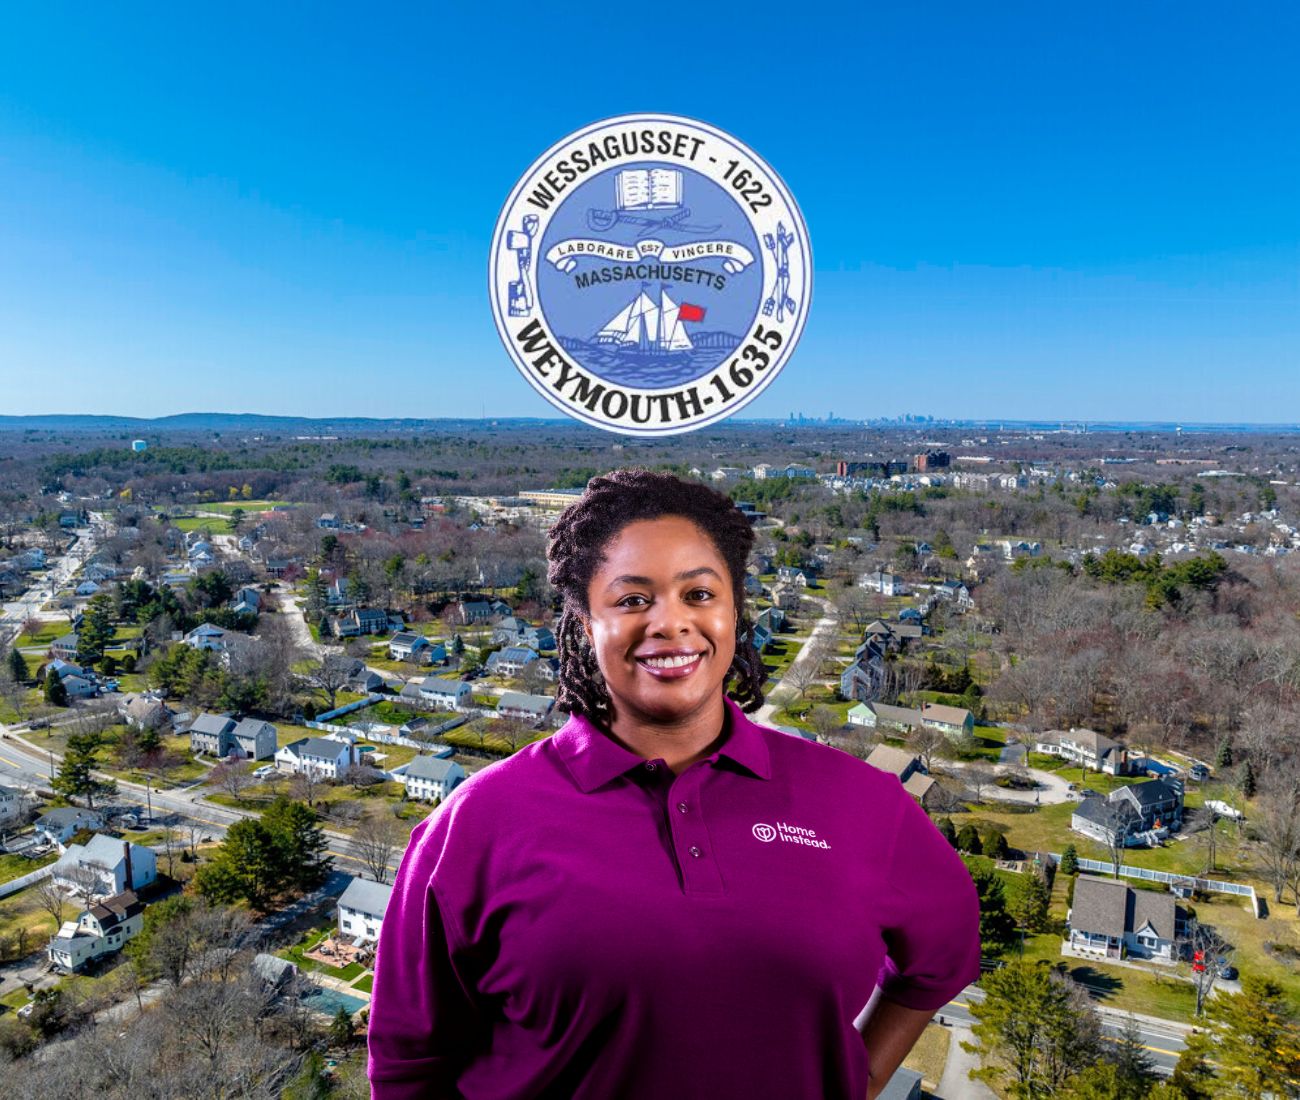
[605,695,729,776]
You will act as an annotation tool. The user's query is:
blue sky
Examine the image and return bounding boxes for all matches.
[0,2,1296,423]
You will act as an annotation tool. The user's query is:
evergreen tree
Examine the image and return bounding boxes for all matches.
[1060,844,1079,876]
[1239,759,1257,799]
[451,633,465,656]
[1008,872,1051,935]
[936,817,958,847]
[44,667,68,707]
[1184,975,1300,1098]
[264,797,331,892]
[194,818,288,910]
[966,959,1101,1098]
[981,826,1009,860]
[328,1006,354,1048]
[1167,1046,1215,1100]
[957,824,983,855]
[1214,740,1233,769]
[76,596,116,666]
[52,732,116,810]
[7,645,28,685]
[963,856,1016,949]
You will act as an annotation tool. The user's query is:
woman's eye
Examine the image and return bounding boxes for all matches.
[687,588,714,601]
[617,594,648,608]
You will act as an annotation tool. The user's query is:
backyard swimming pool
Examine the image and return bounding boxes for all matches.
[302,987,368,1017]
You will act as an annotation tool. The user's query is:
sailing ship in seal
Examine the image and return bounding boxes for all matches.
[559,282,739,386]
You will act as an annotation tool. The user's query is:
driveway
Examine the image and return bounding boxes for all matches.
[753,594,838,725]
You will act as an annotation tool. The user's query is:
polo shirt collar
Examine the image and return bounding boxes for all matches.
[554,697,772,793]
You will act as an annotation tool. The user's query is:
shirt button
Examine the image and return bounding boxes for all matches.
[677,801,689,814]
[689,845,702,859]
[644,762,656,772]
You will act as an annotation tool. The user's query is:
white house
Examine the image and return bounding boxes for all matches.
[47,890,145,973]
[184,623,236,652]
[337,876,393,944]
[0,784,26,829]
[388,631,432,662]
[416,676,472,711]
[858,569,909,596]
[398,755,466,803]
[34,808,105,847]
[498,692,555,725]
[275,736,357,779]
[1035,728,1129,775]
[52,835,157,900]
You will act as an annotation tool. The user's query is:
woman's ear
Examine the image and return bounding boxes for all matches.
[582,615,593,645]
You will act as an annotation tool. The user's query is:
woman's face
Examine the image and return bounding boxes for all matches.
[583,515,737,730]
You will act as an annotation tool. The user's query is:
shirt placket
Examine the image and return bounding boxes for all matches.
[641,759,726,896]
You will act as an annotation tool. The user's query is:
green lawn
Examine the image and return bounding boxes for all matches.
[351,973,375,993]
[202,500,291,514]
[25,723,211,788]
[0,850,57,886]
[16,621,67,649]
[277,928,368,979]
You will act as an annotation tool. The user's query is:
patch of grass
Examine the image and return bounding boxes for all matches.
[0,850,57,885]
[16,621,65,649]
[900,1022,950,1093]
[351,973,374,993]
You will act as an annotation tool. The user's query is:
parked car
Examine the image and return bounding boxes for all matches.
[253,765,275,779]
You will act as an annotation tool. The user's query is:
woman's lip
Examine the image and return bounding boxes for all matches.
[636,652,704,679]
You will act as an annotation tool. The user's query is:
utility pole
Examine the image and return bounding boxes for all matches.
[144,775,153,825]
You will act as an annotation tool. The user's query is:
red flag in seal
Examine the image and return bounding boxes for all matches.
[678,302,706,322]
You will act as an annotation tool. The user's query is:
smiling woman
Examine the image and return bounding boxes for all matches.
[368,470,982,1100]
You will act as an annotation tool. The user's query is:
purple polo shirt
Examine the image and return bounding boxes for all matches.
[369,698,980,1099]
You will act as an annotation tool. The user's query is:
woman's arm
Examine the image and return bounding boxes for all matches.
[858,998,935,1100]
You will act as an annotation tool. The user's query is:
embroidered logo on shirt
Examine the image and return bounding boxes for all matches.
[752,822,831,849]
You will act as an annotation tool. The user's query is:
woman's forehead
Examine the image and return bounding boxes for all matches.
[597,516,725,570]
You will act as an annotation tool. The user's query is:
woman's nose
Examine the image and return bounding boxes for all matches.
[648,597,691,636]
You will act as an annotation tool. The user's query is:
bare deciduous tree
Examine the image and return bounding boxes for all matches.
[964,762,997,804]
[210,756,253,803]
[290,767,325,807]
[304,652,357,712]
[1180,918,1232,1017]
[907,724,948,774]
[349,811,406,884]
[34,879,67,928]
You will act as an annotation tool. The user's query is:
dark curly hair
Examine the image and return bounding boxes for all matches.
[546,468,766,725]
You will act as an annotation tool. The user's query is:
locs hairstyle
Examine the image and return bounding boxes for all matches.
[547,468,766,726]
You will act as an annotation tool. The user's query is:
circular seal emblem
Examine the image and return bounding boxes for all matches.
[752,823,777,843]
[490,114,811,436]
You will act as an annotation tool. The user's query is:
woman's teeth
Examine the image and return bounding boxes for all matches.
[641,654,699,668]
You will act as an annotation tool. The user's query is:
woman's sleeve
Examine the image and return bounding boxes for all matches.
[875,783,982,1012]
[368,813,481,1099]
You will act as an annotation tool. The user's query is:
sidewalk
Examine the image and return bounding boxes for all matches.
[934,1024,998,1100]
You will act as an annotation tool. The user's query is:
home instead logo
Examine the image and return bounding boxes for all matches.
[752,822,830,849]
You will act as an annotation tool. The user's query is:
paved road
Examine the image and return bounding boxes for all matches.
[941,758,1075,806]
[0,524,99,647]
[753,594,839,725]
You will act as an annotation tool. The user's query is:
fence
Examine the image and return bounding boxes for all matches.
[1052,853,1260,913]
[302,714,466,753]
[0,864,53,901]
[316,693,387,723]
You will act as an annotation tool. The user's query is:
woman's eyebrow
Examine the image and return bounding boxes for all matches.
[604,566,722,591]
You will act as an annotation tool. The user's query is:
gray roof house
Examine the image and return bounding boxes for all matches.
[398,755,466,803]
[1073,778,1184,846]
[337,876,394,944]
[1066,874,1188,964]
[189,713,238,756]
[497,692,555,724]
[35,808,104,847]
[228,717,278,761]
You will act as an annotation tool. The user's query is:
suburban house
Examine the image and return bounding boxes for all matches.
[935,580,975,611]
[388,632,433,663]
[866,745,924,784]
[1072,778,1185,847]
[183,623,247,653]
[326,578,352,608]
[452,598,511,625]
[47,890,145,973]
[413,676,472,711]
[858,569,909,596]
[189,713,238,756]
[337,876,393,944]
[50,633,80,661]
[0,784,25,828]
[333,607,391,637]
[839,639,886,703]
[230,586,261,616]
[919,702,975,741]
[317,513,341,530]
[770,582,802,611]
[61,673,99,699]
[1035,728,1130,776]
[345,660,384,694]
[34,808,105,847]
[849,701,925,736]
[754,606,786,635]
[52,835,157,900]
[75,580,100,597]
[776,566,810,587]
[497,692,555,725]
[117,694,173,732]
[275,736,358,779]
[486,646,539,678]
[491,618,556,651]
[1065,875,1188,964]
[227,717,278,760]
[397,755,466,803]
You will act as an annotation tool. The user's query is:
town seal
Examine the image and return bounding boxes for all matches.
[490,114,811,436]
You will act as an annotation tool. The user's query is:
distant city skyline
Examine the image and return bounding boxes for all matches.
[0,4,1296,423]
